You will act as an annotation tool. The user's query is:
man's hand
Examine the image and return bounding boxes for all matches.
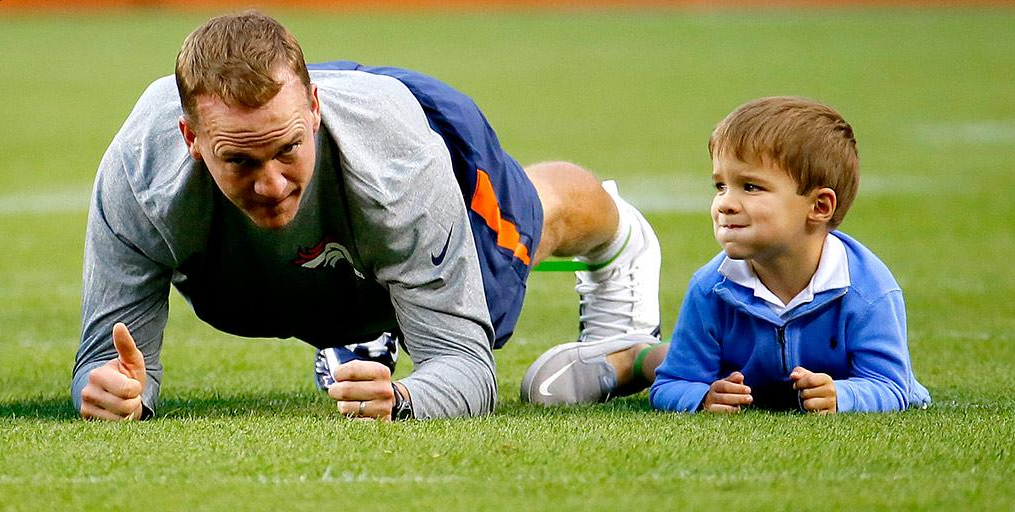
[702,371,753,413]
[328,360,400,422]
[80,323,147,421]
[790,366,837,414]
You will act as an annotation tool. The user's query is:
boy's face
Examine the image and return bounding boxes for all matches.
[711,153,825,263]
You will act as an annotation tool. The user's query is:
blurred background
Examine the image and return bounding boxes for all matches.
[1,1,1013,509]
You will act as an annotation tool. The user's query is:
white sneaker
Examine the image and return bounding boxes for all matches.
[313,332,400,390]
[521,333,659,405]
[576,181,661,342]
[521,182,662,407]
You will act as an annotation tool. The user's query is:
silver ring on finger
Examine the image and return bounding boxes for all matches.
[357,400,366,417]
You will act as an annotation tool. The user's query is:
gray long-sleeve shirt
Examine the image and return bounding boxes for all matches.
[73,70,498,419]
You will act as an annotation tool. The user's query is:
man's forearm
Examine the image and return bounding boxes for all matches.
[398,354,497,419]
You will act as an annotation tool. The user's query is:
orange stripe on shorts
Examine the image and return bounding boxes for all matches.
[470,169,531,265]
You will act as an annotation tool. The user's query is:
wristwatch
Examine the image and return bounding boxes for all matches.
[391,383,413,421]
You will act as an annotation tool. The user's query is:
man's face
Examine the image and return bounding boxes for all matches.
[710,153,819,264]
[180,70,321,230]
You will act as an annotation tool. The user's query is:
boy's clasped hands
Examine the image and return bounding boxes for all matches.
[702,368,836,414]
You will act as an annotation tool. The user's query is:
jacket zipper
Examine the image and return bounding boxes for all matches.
[776,326,788,374]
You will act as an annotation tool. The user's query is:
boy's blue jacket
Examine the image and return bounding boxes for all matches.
[650,232,931,413]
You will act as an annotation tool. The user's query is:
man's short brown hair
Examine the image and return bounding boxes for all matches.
[175,10,312,126]
[708,96,860,229]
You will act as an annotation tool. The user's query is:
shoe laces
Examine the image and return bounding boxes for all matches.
[576,263,641,341]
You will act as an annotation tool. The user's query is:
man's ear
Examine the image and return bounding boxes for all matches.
[178,116,203,161]
[809,187,837,224]
[309,83,321,132]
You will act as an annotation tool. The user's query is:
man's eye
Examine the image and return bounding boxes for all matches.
[282,142,300,155]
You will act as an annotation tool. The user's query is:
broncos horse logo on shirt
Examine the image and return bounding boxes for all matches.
[293,236,365,279]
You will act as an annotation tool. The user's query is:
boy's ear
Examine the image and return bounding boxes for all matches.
[809,187,837,225]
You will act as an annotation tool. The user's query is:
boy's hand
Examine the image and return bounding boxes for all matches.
[790,366,837,414]
[702,371,753,413]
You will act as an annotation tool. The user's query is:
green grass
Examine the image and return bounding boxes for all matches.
[2,7,1015,510]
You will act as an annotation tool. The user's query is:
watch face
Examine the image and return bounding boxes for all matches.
[391,384,413,421]
[394,402,412,421]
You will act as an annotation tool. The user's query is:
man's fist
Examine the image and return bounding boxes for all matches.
[328,360,396,422]
[80,323,147,421]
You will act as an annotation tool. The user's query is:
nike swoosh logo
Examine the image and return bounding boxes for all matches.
[431,225,453,266]
[538,361,576,397]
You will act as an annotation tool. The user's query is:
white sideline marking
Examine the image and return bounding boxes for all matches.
[0,168,960,219]
[607,174,712,214]
[0,186,91,215]
[858,173,963,195]
[912,120,1015,145]
[0,473,464,486]
[910,330,1011,343]
[318,466,463,484]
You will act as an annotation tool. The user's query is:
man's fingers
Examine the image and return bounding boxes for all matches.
[336,399,392,422]
[88,364,143,399]
[105,375,143,400]
[80,363,145,421]
[112,323,146,382]
[79,390,142,421]
[328,361,395,422]
[81,403,140,421]
[331,360,392,382]
[328,379,394,402]
[336,400,359,417]
[726,371,745,384]
[81,403,124,422]
[81,385,142,416]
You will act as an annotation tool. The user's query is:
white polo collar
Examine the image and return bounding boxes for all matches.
[718,233,851,317]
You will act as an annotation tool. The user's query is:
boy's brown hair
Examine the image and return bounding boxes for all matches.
[708,96,859,229]
[175,10,312,127]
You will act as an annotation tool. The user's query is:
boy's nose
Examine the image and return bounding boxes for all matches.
[714,194,740,214]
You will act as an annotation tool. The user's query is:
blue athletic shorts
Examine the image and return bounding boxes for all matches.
[309,61,543,349]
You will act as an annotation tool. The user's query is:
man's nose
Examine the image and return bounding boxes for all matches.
[253,163,287,199]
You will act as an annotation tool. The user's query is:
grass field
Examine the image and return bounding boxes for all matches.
[2,7,1014,510]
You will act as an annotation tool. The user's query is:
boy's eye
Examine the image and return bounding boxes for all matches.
[714,182,727,192]
[743,183,761,192]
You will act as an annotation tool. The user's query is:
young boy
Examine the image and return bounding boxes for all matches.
[650,96,931,414]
